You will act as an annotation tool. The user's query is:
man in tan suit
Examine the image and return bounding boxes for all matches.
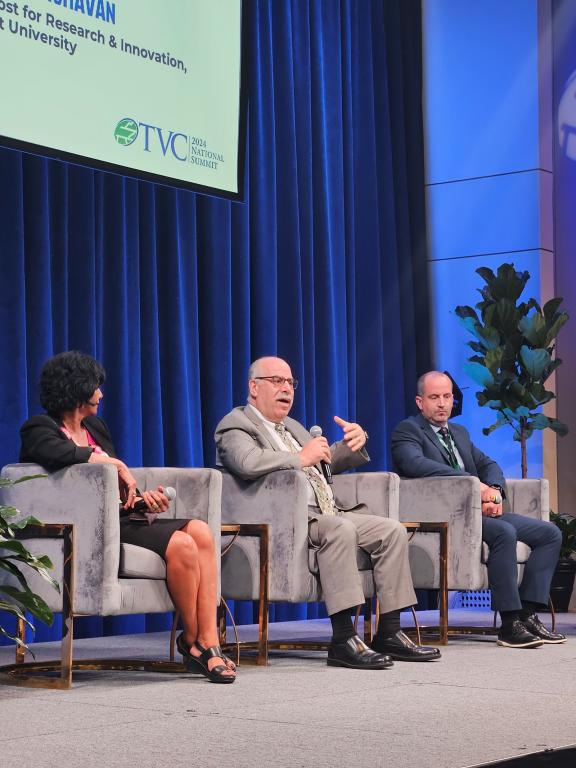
[215,356,440,668]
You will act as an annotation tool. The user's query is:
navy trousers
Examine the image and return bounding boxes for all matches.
[482,513,561,611]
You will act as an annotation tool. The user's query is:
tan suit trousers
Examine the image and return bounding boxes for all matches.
[308,509,417,616]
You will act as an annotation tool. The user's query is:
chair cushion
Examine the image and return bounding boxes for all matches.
[120,543,167,579]
[481,541,531,565]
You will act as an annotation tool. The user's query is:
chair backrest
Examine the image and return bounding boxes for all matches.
[397,475,549,590]
[0,463,222,616]
[218,469,399,604]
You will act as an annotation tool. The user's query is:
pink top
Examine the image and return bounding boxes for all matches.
[60,426,109,456]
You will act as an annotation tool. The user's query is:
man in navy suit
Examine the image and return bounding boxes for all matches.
[391,371,565,649]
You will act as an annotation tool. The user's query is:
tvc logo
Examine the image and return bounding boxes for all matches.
[113,117,188,161]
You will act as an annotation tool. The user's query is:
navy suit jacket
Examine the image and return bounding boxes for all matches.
[391,413,505,490]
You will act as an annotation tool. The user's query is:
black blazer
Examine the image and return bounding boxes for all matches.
[20,414,117,472]
[391,413,505,489]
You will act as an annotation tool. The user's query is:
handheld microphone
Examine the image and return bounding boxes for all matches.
[131,485,176,513]
[310,425,333,484]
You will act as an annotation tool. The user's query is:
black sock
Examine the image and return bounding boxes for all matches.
[500,610,520,627]
[519,601,542,620]
[330,609,357,642]
[375,609,401,639]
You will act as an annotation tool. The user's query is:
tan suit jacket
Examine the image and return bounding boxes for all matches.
[214,405,369,511]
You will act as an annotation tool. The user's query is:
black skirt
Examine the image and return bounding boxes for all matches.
[119,517,189,559]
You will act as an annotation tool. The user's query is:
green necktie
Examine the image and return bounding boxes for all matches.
[274,423,336,516]
[438,427,460,469]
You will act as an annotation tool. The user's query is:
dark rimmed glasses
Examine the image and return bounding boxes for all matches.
[253,376,299,390]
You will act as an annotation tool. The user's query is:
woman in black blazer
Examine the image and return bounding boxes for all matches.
[20,351,235,683]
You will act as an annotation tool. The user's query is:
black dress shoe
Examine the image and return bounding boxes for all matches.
[371,630,441,662]
[523,614,567,644]
[497,619,543,648]
[327,634,393,669]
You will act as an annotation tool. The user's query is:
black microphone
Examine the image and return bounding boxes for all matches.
[310,425,333,484]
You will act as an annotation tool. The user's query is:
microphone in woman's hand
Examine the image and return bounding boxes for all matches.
[164,486,176,503]
[132,486,176,512]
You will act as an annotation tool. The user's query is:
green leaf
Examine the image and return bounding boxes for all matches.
[463,362,495,387]
[547,418,570,437]
[0,585,54,625]
[484,346,504,374]
[495,298,521,336]
[482,420,507,436]
[519,346,551,379]
[518,312,547,346]
[544,313,569,347]
[542,297,564,320]
[454,305,480,322]
[0,558,33,591]
[0,474,46,488]
[476,266,496,285]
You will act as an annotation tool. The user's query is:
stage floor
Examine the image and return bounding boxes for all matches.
[1,610,575,768]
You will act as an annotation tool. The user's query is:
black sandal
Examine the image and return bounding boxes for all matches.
[177,634,235,684]
[195,641,236,672]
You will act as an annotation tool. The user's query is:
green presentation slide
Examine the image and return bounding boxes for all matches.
[0,0,242,196]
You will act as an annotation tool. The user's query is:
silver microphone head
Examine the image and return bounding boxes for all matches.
[164,486,176,502]
[310,425,322,438]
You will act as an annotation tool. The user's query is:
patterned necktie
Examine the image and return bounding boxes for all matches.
[274,423,336,516]
[438,427,460,469]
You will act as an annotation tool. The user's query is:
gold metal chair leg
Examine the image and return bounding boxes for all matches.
[549,597,556,631]
[410,606,422,646]
[363,598,373,643]
[1,523,75,689]
[170,611,179,662]
[220,598,241,667]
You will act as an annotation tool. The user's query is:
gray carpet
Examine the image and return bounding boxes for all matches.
[1,610,575,768]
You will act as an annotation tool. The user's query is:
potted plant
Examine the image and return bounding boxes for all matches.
[549,512,576,612]
[454,263,569,478]
[0,475,58,651]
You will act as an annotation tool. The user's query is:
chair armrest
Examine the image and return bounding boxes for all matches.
[219,469,311,602]
[1,462,121,614]
[505,478,549,521]
[398,475,484,590]
[132,467,222,549]
[332,471,400,519]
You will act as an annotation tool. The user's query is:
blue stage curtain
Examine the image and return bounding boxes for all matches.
[0,0,430,640]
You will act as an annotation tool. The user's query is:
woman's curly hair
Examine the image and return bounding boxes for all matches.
[40,351,106,417]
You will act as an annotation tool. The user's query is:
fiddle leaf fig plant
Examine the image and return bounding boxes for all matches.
[454,263,569,478]
[0,475,58,651]
[549,512,576,561]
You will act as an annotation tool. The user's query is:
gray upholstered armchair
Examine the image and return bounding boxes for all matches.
[397,475,550,633]
[0,462,222,686]
[219,469,400,655]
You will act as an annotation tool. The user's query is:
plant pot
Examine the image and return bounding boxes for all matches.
[549,558,576,613]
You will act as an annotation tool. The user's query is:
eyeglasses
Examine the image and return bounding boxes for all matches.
[254,376,299,390]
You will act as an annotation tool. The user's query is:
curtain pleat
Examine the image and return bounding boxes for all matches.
[0,0,430,641]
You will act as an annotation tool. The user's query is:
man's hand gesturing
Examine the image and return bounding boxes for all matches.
[334,415,366,452]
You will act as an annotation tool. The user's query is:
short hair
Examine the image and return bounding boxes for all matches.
[416,371,451,396]
[247,360,259,381]
[39,351,106,417]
